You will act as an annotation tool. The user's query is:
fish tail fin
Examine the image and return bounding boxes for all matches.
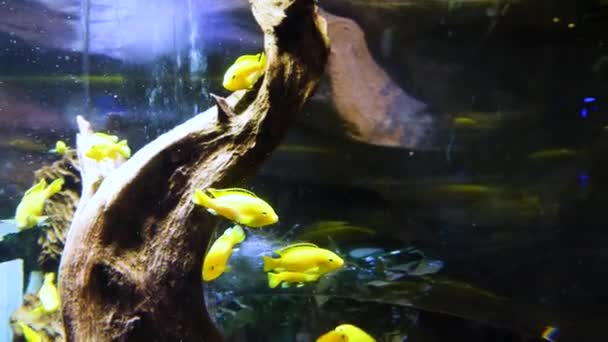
[44,272,56,284]
[30,305,46,317]
[259,52,267,67]
[262,256,277,272]
[36,216,49,226]
[192,189,213,208]
[45,178,64,198]
[267,272,281,288]
[229,225,246,244]
[117,140,131,159]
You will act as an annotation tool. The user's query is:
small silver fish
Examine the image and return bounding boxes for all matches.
[349,247,385,259]
[389,259,444,276]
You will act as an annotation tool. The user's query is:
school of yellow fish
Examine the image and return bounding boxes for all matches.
[8,135,130,341]
[14,272,61,342]
[11,134,129,230]
[191,187,345,287]
[4,51,573,341]
[10,124,361,339]
[191,185,374,340]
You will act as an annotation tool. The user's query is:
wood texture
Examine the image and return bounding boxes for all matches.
[322,9,436,149]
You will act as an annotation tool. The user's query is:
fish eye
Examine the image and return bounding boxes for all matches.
[210,266,215,270]
[232,75,236,79]
[262,211,267,216]
[329,258,334,262]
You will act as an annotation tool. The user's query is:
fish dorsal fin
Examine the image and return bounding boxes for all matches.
[275,242,319,255]
[234,54,260,65]
[25,179,47,196]
[94,132,119,143]
[207,188,258,198]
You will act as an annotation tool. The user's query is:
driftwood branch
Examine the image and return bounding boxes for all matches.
[58,0,329,340]
[321,9,435,149]
[0,228,40,268]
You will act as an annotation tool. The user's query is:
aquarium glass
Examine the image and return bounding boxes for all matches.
[1,0,607,341]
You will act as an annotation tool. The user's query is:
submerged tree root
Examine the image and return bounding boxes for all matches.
[34,151,80,269]
[58,0,329,340]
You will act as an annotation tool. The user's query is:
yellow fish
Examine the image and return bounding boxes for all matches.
[317,324,376,342]
[49,140,68,155]
[267,271,321,288]
[192,188,278,228]
[16,321,43,342]
[7,138,47,152]
[262,243,344,275]
[296,221,376,242]
[0,74,125,84]
[222,52,267,91]
[38,272,60,313]
[435,183,496,195]
[84,132,131,162]
[15,178,64,229]
[317,331,344,342]
[203,225,246,281]
[527,148,579,160]
[452,116,478,127]
[433,184,500,200]
[451,112,503,131]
